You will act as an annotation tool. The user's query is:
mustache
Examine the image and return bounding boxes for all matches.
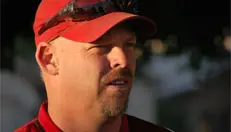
[101,68,133,86]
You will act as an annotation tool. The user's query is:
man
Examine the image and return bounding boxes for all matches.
[15,0,173,131]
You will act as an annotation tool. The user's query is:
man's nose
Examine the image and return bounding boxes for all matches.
[108,47,128,69]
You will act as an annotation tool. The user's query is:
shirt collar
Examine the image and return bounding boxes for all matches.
[120,114,129,132]
[38,101,62,131]
[38,101,129,132]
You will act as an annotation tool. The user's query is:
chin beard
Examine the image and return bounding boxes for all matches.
[98,67,133,117]
[102,100,129,118]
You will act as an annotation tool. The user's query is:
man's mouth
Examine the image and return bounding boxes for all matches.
[108,79,129,86]
[106,76,131,87]
[101,68,133,88]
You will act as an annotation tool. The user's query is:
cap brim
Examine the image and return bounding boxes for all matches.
[60,12,156,43]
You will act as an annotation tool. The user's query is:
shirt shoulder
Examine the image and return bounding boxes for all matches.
[126,114,174,132]
[14,118,44,132]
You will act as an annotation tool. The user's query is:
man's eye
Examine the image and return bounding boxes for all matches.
[126,43,136,48]
[96,45,112,49]
[95,45,112,53]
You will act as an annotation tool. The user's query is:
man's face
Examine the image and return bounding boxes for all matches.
[53,25,136,118]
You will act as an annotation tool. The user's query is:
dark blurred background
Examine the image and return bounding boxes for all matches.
[1,0,230,132]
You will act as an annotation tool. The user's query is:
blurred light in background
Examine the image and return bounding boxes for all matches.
[148,39,167,54]
[224,36,231,51]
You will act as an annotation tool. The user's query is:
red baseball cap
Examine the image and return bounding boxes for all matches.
[33,0,156,46]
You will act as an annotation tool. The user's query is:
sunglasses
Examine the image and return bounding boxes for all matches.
[38,0,139,35]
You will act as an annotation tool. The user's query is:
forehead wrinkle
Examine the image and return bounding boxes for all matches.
[50,37,90,58]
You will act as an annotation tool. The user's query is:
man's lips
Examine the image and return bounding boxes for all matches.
[106,77,131,87]
[109,80,128,85]
[101,68,133,89]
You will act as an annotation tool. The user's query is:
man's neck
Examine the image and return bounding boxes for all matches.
[48,102,122,132]
[100,116,122,132]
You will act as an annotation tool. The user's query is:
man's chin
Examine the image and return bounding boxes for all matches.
[99,89,130,118]
[105,108,123,118]
[102,101,129,118]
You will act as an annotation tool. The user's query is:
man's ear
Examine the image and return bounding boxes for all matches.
[35,42,59,75]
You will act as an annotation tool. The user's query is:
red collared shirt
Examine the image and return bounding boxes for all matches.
[15,102,129,132]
